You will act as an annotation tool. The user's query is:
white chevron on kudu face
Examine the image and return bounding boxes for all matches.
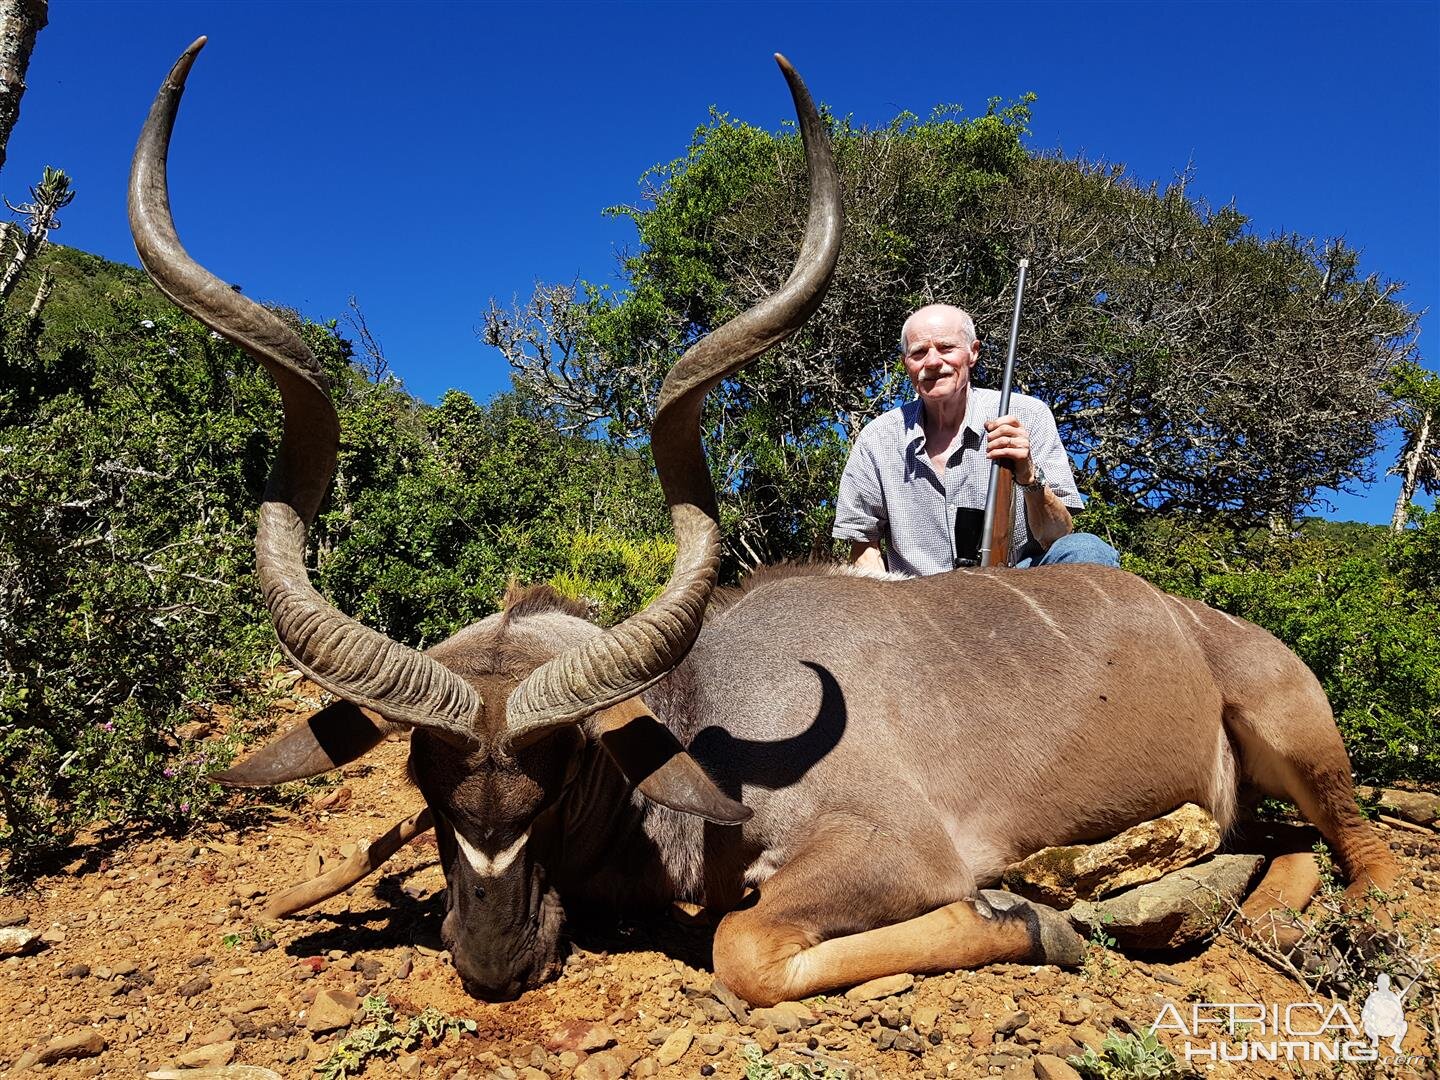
[454,827,529,877]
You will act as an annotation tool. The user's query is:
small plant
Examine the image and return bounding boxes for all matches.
[1082,913,1120,991]
[221,924,272,950]
[740,1042,848,1080]
[1068,1029,1184,1079]
[316,996,475,1079]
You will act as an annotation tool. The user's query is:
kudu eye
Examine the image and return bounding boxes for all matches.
[472,884,487,901]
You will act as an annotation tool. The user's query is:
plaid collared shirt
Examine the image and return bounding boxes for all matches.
[832,388,1084,576]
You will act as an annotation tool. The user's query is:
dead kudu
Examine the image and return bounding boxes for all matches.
[131,40,1400,1007]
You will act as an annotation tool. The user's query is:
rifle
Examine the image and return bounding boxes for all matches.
[978,258,1030,569]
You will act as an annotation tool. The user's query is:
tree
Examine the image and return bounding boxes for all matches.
[0,0,45,174]
[486,102,1419,567]
[1387,360,1440,532]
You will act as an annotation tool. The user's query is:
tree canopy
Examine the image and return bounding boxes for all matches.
[487,100,1420,566]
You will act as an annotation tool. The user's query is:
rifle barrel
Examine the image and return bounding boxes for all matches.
[978,258,1030,569]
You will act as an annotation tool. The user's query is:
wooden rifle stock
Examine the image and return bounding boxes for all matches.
[985,467,1014,568]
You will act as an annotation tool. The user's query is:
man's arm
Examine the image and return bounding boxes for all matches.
[1019,485,1073,550]
[985,412,1075,552]
[849,540,886,573]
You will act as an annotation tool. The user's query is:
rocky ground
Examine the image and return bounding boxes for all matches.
[2,692,1438,1080]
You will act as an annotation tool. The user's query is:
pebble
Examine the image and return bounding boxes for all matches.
[35,1027,107,1064]
[845,973,915,1001]
[0,927,40,956]
[177,1040,237,1068]
[996,1010,1030,1036]
[655,1027,693,1066]
[305,989,360,1033]
[63,962,91,978]
[177,974,212,998]
[696,1033,726,1055]
[748,1001,815,1033]
[1033,1054,1085,1080]
[195,1018,237,1045]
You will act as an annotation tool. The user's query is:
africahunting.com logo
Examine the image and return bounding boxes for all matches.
[1151,974,1425,1066]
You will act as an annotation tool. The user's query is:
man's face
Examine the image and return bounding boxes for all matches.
[902,309,980,407]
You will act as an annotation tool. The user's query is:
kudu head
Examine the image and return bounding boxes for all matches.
[129,38,842,999]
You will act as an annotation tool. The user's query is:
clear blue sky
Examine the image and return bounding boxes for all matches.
[10,1,1437,523]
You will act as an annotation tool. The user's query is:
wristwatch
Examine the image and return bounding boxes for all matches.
[1017,464,1048,492]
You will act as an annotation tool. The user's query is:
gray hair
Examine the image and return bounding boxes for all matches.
[899,304,977,354]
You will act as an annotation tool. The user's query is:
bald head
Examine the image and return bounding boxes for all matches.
[900,304,977,355]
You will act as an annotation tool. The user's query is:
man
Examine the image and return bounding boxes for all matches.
[833,303,1119,577]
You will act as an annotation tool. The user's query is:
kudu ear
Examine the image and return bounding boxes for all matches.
[592,700,752,825]
[211,700,396,787]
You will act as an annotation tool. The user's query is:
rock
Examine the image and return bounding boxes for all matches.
[1361,786,1440,828]
[0,926,40,957]
[708,978,750,1022]
[178,1041,238,1068]
[1033,1054,1084,1080]
[755,1026,779,1052]
[1002,803,1221,907]
[696,1033,726,1055]
[574,1051,626,1080]
[749,1001,816,1032]
[544,1020,616,1053]
[63,961,91,978]
[655,1027,693,1066]
[912,1005,941,1035]
[305,989,361,1033]
[12,1050,40,1071]
[195,1019,237,1046]
[582,1026,623,1053]
[891,1030,924,1054]
[39,923,65,944]
[631,1060,658,1079]
[1067,853,1265,950]
[996,1011,1030,1036]
[844,973,915,1002]
[178,973,212,998]
[36,1027,106,1064]
[1071,1024,1107,1052]
[396,1054,422,1076]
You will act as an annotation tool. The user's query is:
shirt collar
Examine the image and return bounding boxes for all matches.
[902,389,991,453]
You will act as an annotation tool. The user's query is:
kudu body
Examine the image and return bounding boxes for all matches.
[131,40,1399,1007]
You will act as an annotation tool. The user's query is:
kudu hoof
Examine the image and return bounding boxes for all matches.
[976,889,1086,968]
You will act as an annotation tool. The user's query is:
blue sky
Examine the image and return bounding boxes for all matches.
[9,1,1437,523]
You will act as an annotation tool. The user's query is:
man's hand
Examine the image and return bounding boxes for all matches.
[983,414,1035,486]
[849,541,886,574]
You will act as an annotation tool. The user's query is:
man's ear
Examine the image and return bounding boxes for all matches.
[591,699,751,825]
[211,700,397,787]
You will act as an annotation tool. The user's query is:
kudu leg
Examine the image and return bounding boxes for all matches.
[1225,683,1403,948]
[711,820,1083,1007]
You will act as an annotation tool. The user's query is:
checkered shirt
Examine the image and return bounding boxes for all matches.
[832,388,1084,576]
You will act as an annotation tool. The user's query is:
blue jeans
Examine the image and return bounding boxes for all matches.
[1013,532,1120,569]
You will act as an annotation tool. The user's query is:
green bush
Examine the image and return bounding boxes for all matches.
[0,247,671,878]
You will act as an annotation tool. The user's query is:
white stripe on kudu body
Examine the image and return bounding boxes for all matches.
[454,828,529,877]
